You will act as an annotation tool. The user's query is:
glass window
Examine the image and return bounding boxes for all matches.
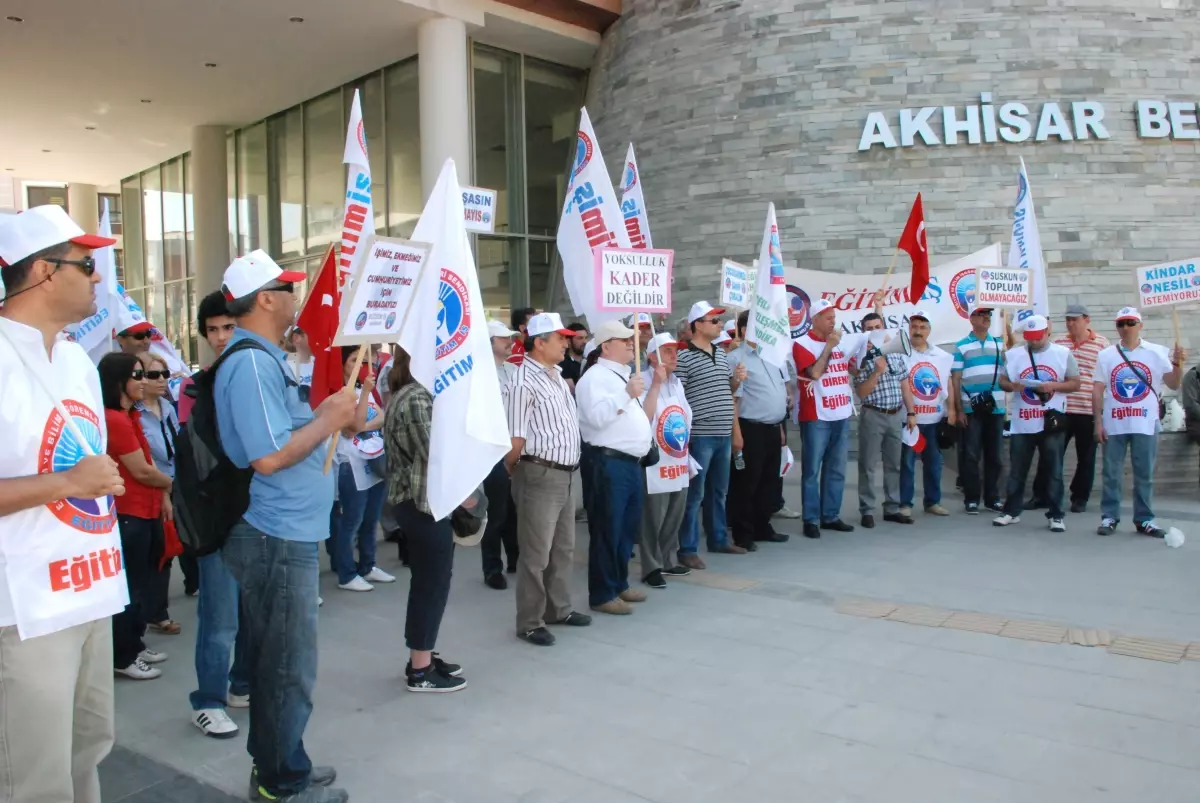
[269,108,305,259]
[183,154,194,283]
[529,238,559,311]
[237,123,268,255]
[385,60,421,238]
[187,279,198,366]
[162,158,186,283]
[120,176,143,290]
[141,166,164,323]
[305,90,345,256]
[163,280,189,364]
[227,134,239,259]
[344,73,387,235]
[473,46,523,235]
[524,59,585,237]
[478,235,524,312]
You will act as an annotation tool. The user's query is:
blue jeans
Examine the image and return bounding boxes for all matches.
[1005,431,1065,519]
[900,422,943,509]
[678,434,731,556]
[332,463,384,584]
[1101,433,1158,524]
[189,552,250,710]
[586,453,643,606]
[800,418,850,524]
[222,520,320,797]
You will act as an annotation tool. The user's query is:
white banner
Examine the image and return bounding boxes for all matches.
[556,107,631,327]
[1136,257,1200,308]
[64,201,118,360]
[620,144,653,249]
[462,186,498,234]
[1007,157,1049,315]
[746,203,791,367]
[399,159,510,521]
[719,259,756,308]
[784,244,1005,347]
[337,89,375,295]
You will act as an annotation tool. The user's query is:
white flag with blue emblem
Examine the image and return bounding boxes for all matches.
[1007,157,1049,316]
[619,144,653,250]
[64,200,119,362]
[400,159,510,520]
[746,203,792,367]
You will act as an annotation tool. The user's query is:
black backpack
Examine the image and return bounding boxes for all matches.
[173,339,296,556]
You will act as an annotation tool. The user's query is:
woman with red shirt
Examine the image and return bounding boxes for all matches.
[98,352,174,680]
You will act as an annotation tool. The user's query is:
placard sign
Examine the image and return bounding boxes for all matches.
[593,247,674,313]
[462,186,497,234]
[1136,258,1200,308]
[333,234,433,347]
[720,259,757,308]
[975,267,1032,309]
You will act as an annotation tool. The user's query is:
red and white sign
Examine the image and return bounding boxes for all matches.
[975,267,1033,309]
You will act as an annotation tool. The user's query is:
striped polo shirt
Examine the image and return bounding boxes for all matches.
[675,342,735,436]
[951,332,1006,414]
[1055,330,1109,415]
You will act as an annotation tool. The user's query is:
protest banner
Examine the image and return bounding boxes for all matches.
[461,186,497,234]
[783,244,1004,347]
[620,144,653,249]
[976,267,1033,309]
[594,246,674,370]
[333,235,432,348]
[720,259,756,308]
[1136,257,1199,344]
[1007,157,1049,315]
[337,89,375,309]
[747,203,792,367]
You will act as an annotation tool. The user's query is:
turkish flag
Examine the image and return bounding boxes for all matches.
[296,245,344,409]
[898,193,929,303]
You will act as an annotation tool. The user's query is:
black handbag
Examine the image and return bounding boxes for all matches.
[1027,347,1067,436]
[968,336,1002,416]
[937,419,959,449]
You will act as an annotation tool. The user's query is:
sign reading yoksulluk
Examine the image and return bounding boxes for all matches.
[593,247,674,313]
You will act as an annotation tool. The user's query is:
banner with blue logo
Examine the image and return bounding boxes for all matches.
[1006,157,1049,315]
[620,144,653,250]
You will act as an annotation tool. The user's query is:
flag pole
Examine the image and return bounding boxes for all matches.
[1172,306,1182,348]
[634,313,641,373]
[877,245,901,297]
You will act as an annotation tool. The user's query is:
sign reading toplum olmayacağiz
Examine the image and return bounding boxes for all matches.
[859,94,1200,151]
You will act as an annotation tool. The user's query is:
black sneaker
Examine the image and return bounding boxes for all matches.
[1136,521,1166,539]
[663,565,691,577]
[820,519,855,532]
[484,572,507,590]
[1096,517,1117,536]
[549,611,592,627]
[883,512,915,525]
[251,766,338,800]
[518,627,556,646]
[860,515,875,529]
[406,664,467,693]
[988,501,1005,513]
[965,502,980,515]
[643,569,667,589]
[803,522,821,539]
[405,653,462,678]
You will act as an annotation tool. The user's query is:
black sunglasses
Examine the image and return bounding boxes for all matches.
[128,370,145,381]
[1117,320,1139,328]
[264,282,295,294]
[144,370,169,380]
[700,317,721,325]
[125,331,152,340]
[46,255,97,276]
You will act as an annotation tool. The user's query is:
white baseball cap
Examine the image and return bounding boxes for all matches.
[1021,314,1049,341]
[525,311,575,337]
[647,331,682,354]
[1115,306,1142,323]
[487,320,517,339]
[222,249,306,301]
[626,312,654,327]
[910,309,931,322]
[724,319,737,333]
[968,301,994,316]
[0,205,116,268]
[714,330,732,345]
[593,319,636,344]
[810,298,836,317]
[687,300,726,323]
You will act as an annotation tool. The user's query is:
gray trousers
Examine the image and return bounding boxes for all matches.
[858,406,904,514]
[639,484,686,575]
[512,462,577,633]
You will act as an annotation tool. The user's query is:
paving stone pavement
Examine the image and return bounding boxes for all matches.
[107,463,1200,802]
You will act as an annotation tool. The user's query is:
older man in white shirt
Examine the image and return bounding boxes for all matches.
[577,319,657,615]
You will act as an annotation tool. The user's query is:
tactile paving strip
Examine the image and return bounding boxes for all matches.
[1108,636,1187,663]
[999,620,1067,644]
[834,599,898,619]
[1185,643,1200,661]
[1066,628,1113,648]
[886,605,953,627]
[942,611,1007,635]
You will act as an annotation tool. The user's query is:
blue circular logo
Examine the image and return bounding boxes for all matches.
[1019,365,1057,406]
[1016,171,1028,206]
[435,269,472,360]
[40,401,116,534]
[622,161,637,192]
[787,284,811,338]
[1110,362,1150,404]
[908,362,941,402]
[572,132,594,180]
[385,311,397,330]
[354,311,368,331]
[657,405,689,459]
[949,269,977,319]
[1141,282,1153,295]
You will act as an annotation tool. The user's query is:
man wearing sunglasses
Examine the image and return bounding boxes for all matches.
[117,321,154,355]
[0,204,127,803]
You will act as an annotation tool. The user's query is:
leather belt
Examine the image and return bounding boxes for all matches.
[585,444,641,464]
[863,404,902,415]
[521,455,578,472]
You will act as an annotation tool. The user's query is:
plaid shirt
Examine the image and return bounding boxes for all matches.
[852,350,907,410]
[384,381,434,514]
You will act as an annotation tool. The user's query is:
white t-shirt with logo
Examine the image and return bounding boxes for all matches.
[641,371,692,494]
[903,345,954,425]
[1095,341,1172,436]
[0,318,129,639]
[1006,343,1070,435]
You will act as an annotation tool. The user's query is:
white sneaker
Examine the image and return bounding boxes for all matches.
[364,567,396,584]
[227,693,250,709]
[772,505,802,520]
[115,658,161,680]
[318,596,324,607]
[138,648,168,664]
[192,708,239,739]
[992,514,1020,527]
[1049,518,1066,532]
[338,576,374,592]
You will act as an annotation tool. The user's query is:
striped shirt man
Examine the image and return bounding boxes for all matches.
[952,332,1006,414]
[674,342,735,436]
[1055,330,1109,415]
[503,359,581,467]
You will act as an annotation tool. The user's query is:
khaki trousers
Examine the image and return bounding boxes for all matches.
[512,462,577,632]
[638,486,685,575]
[0,617,115,803]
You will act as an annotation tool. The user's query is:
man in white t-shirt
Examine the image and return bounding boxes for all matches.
[0,205,126,803]
[1092,307,1186,537]
[899,309,956,518]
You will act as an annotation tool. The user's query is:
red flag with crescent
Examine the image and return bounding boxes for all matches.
[898,193,929,302]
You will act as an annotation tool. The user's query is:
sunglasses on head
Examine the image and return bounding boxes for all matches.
[46,255,97,277]
[144,370,169,380]
[1117,320,1139,328]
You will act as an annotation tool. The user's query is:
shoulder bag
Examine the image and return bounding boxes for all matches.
[1027,346,1066,435]
[1116,346,1166,420]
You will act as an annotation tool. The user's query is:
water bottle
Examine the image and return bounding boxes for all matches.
[734,451,745,470]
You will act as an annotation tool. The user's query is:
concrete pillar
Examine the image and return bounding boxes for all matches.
[66,183,98,234]
[190,125,229,299]
[418,16,472,198]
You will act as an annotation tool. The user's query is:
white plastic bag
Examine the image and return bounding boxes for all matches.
[1165,527,1185,548]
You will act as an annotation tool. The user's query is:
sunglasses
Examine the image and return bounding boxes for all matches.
[125,331,152,340]
[264,282,295,294]
[46,255,97,276]
[128,370,145,381]
[1117,320,1139,328]
[700,318,721,325]
[144,370,169,380]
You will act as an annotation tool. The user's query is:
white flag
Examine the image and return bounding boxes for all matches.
[399,159,510,521]
[556,107,631,328]
[1007,157,1049,315]
[746,203,791,367]
[64,201,118,361]
[115,286,191,399]
[619,144,653,250]
[337,89,375,297]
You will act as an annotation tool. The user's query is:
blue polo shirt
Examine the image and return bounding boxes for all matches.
[213,328,334,542]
